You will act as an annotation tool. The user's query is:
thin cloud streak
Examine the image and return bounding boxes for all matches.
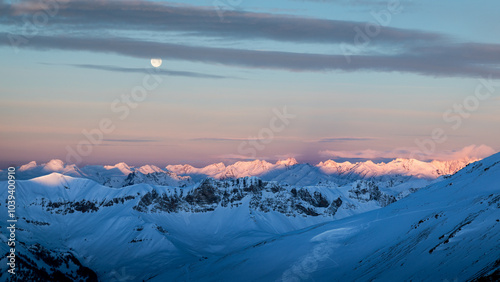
[216,154,274,161]
[191,138,269,142]
[70,64,234,79]
[317,137,376,143]
[290,0,404,8]
[103,139,159,143]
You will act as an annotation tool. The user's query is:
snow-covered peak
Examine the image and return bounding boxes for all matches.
[43,159,65,171]
[165,164,196,175]
[392,157,414,163]
[317,160,337,167]
[104,162,132,174]
[20,161,38,171]
[275,157,298,166]
[318,160,356,167]
[206,162,226,169]
[199,162,226,176]
[363,160,376,165]
[232,159,272,169]
[137,164,163,174]
[430,159,478,175]
[31,172,73,186]
[1,155,486,187]
[223,160,273,178]
[314,157,475,180]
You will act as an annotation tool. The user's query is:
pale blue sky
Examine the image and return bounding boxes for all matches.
[0,0,499,167]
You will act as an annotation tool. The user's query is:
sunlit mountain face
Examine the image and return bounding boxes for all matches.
[1,0,499,281]
[2,155,477,185]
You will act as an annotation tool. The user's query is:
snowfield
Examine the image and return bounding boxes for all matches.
[0,153,498,281]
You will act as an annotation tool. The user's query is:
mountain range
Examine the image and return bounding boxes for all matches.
[2,157,475,188]
[0,154,498,281]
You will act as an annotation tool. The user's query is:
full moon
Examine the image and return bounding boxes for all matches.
[151,58,162,68]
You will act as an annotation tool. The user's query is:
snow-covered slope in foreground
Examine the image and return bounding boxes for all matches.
[0,173,398,281]
[175,153,500,281]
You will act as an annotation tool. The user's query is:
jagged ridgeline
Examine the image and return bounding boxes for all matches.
[24,176,393,217]
[1,157,475,188]
[133,177,355,216]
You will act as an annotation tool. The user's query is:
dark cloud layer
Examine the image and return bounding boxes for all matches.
[2,33,500,79]
[1,0,440,45]
[1,1,499,79]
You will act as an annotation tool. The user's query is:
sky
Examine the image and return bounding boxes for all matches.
[0,0,499,168]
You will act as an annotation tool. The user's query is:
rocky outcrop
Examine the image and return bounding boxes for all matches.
[0,242,97,282]
[132,177,392,217]
[39,195,137,215]
[122,171,191,187]
[348,180,396,207]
